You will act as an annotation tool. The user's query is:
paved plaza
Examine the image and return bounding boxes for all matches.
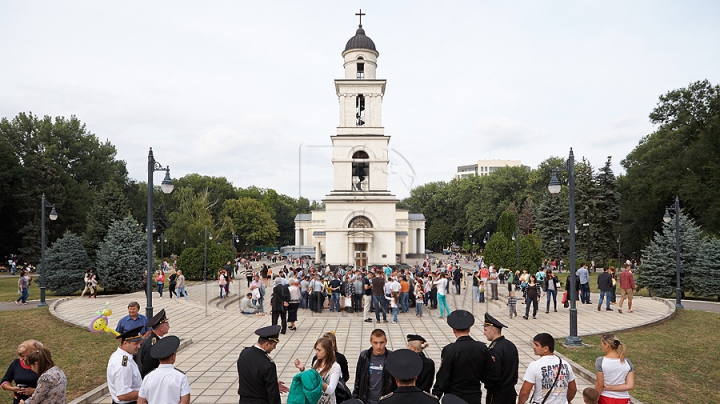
[51,263,674,404]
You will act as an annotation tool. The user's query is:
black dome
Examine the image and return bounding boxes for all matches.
[344,25,376,52]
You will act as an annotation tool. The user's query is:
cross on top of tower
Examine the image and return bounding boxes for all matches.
[355,9,365,27]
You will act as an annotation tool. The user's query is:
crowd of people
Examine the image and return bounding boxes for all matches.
[235,311,635,404]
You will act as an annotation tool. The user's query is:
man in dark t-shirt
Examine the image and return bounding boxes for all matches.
[371,272,387,322]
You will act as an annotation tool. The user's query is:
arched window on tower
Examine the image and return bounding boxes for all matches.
[357,57,365,79]
[349,215,373,228]
[356,95,365,126]
[352,150,369,191]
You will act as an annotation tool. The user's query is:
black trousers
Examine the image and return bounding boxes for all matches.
[271,309,287,333]
[485,388,517,404]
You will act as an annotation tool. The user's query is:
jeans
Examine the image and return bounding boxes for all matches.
[400,292,409,312]
[219,285,225,298]
[416,299,423,316]
[157,283,164,297]
[454,281,461,294]
[525,296,538,318]
[353,294,364,311]
[598,290,612,309]
[300,291,308,309]
[437,294,450,317]
[177,286,188,300]
[392,306,398,322]
[16,287,29,303]
[372,295,387,321]
[546,289,557,311]
[479,291,485,303]
[580,283,591,303]
[331,292,341,312]
[473,286,480,302]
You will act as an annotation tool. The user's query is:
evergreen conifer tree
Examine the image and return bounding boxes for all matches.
[44,231,93,295]
[535,190,568,259]
[595,157,621,264]
[693,237,720,299]
[96,216,146,293]
[637,212,701,296]
[83,181,130,260]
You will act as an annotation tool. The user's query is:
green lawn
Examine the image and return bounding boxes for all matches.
[556,309,720,404]
[0,307,118,404]
[0,277,25,302]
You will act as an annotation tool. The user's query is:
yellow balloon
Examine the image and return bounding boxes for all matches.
[91,317,107,332]
[103,308,113,316]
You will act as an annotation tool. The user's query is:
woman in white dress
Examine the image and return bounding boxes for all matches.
[294,337,340,404]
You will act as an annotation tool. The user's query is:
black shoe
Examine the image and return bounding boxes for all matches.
[598,305,601,311]
[606,308,613,311]
[523,315,528,320]
[364,318,373,322]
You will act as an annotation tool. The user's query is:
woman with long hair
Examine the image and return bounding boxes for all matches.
[311,332,349,383]
[295,338,341,404]
[1,340,42,404]
[18,347,66,404]
[595,333,634,404]
[433,272,451,318]
[522,274,541,320]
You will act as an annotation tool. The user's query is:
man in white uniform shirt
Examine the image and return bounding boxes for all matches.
[138,335,190,404]
[107,326,144,404]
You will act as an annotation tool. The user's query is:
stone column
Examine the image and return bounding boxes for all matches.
[419,229,426,253]
[315,241,321,263]
[295,229,301,246]
[400,241,406,264]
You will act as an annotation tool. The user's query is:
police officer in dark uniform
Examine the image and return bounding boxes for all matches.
[137,309,170,378]
[432,310,488,404]
[406,334,435,393]
[481,314,519,404]
[237,325,289,404]
[380,349,439,404]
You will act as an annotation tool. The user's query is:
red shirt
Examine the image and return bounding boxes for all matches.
[619,270,635,290]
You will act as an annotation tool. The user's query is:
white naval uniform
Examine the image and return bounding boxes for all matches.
[138,364,191,404]
[107,347,142,404]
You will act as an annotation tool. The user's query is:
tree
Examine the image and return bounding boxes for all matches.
[43,231,93,295]
[96,216,146,293]
[594,157,621,263]
[483,234,513,269]
[518,199,535,235]
[693,237,720,300]
[165,187,215,250]
[426,220,453,251]
[0,135,25,257]
[620,80,720,255]
[177,244,233,281]
[535,190,568,259]
[0,112,129,261]
[221,197,279,247]
[83,181,130,260]
[636,212,702,296]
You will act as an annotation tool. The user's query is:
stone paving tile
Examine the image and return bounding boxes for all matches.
[62,263,673,403]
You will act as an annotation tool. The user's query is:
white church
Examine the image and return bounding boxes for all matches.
[294,17,426,267]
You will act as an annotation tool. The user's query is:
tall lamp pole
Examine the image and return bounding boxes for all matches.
[583,223,590,266]
[39,194,58,307]
[548,147,582,346]
[146,148,174,319]
[663,196,684,309]
[616,235,621,270]
[512,229,521,272]
[204,227,212,316]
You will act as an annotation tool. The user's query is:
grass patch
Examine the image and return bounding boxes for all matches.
[556,309,720,404]
[0,307,118,404]
[0,277,27,302]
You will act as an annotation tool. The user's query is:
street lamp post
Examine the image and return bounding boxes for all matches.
[146,147,174,319]
[554,235,565,269]
[512,229,521,272]
[583,223,590,266]
[548,147,582,346]
[204,227,212,316]
[663,196,684,309]
[616,235,621,271]
[39,194,58,307]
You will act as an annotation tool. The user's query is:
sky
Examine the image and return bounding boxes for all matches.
[2,1,719,202]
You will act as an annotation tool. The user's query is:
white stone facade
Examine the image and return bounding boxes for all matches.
[294,24,425,267]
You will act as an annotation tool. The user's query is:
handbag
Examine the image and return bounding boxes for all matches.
[334,378,352,403]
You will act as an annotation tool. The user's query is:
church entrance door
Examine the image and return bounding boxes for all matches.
[354,243,367,267]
